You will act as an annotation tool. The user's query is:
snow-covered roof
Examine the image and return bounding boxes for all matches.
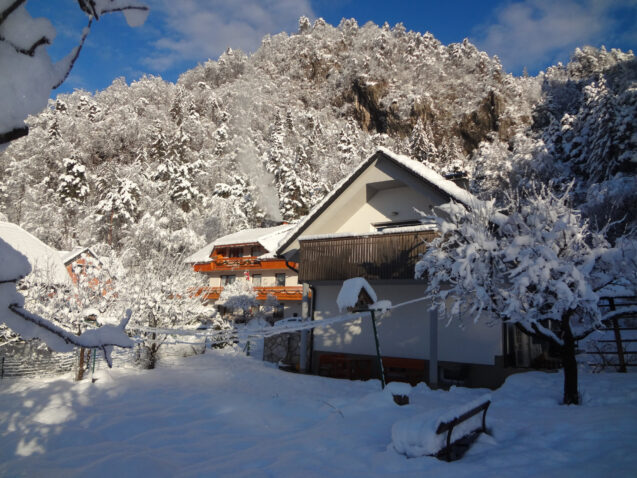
[378,147,477,205]
[0,222,72,286]
[300,224,438,242]
[58,246,100,265]
[277,148,492,255]
[186,224,295,264]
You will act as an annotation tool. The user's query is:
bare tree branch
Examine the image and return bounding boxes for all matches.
[0,0,25,26]
[52,17,93,90]
[0,33,50,56]
[9,303,133,352]
[99,5,148,16]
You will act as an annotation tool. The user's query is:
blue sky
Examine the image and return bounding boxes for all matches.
[28,0,637,96]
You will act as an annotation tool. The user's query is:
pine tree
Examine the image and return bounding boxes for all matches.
[57,157,89,207]
[95,177,141,247]
[409,118,438,165]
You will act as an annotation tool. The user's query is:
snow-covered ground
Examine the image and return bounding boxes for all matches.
[0,349,635,477]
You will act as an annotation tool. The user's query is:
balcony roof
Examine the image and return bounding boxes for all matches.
[186,223,295,264]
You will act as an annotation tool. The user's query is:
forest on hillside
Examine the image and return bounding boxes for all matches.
[1,17,635,267]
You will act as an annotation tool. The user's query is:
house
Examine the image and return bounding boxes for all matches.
[187,224,307,364]
[59,246,101,287]
[276,148,539,388]
[187,224,303,317]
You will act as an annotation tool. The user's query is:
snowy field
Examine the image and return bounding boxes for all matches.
[1,349,636,478]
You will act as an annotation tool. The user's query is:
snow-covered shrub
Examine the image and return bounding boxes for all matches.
[416,184,635,404]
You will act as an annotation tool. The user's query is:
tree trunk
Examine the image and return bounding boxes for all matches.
[560,323,579,405]
[143,333,158,370]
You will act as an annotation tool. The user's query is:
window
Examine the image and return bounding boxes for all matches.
[275,273,286,286]
[229,248,242,258]
[221,275,236,285]
[273,304,284,320]
[372,220,422,232]
[252,274,262,287]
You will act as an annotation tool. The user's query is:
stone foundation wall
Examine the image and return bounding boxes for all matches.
[264,332,301,365]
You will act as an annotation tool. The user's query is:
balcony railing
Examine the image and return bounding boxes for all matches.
[299,230,437,281]
[193,257,296,272]
[196,286,304,302]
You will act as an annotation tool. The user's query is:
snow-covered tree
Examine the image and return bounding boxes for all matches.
[57,157,89,206]
[95,177,141,246]
[212,175,265,230]
[0,0,147,363]
[409,118,438,165]
[416,185,636,405]
[0,0,148,145]
[217,276,259,322]
[106,253,223,369]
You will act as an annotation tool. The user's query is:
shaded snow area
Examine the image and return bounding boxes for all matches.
[0,222,71,285]
[1,351,636,478]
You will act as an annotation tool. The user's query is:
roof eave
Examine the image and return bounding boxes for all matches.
[275,150,385,255]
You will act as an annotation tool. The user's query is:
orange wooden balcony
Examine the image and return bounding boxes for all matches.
[193,256,297,272]
[196,286,305,302]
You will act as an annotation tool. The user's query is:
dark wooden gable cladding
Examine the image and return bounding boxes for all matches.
[299,230,437,282]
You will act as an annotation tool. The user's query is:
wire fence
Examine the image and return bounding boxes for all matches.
[0,327,238,381]
[0,352,76,379]
[4,294,634,380]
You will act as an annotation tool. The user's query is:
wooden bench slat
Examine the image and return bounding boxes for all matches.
[434,400,491,462]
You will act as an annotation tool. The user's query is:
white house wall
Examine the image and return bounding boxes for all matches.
[336,186,436,233]
[312,283,502,365]
[285,156,453,253]
[206,271,298,287]
[302,168,384,236]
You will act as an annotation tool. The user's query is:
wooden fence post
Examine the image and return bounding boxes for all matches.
[76,348,86,381]
[609,298,627,373]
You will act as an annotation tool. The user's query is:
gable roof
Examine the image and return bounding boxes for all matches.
[58,246,100,266]
[186,223,295,264]
[276,148,485,255]
[0,222,72,286]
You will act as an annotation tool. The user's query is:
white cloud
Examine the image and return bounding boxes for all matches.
[473,0,637,72]
[143,0,314,71]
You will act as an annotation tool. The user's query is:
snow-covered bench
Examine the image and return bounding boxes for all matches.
[392,395,491,461]
[434,398,490,461]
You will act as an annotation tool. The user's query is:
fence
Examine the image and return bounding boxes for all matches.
[0,352,76,379]
[3,294,636,380]
[1,327,237,381]
[583,296,637,372]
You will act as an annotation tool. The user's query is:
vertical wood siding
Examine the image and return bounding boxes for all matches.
[299,231,436,281]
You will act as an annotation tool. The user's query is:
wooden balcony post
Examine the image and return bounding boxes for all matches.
[429,307,438,388]
[300,283,310,373]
